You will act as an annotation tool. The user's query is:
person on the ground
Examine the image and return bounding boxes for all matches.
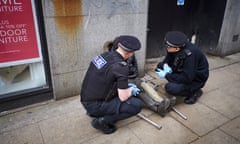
[155,31,209,104]
[80,35,142,134]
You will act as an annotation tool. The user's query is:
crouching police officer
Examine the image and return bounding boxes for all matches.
[103,36,139,79]
[155,31,209,104]
[81,35,142,134]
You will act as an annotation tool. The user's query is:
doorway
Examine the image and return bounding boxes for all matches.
[146,0,227,58]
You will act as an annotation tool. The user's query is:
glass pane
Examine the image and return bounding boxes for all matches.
[0,62,46,95]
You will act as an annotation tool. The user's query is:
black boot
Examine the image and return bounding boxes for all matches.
[167,96,176,111]
[157,98,170,117]
[91,117,116,134]
[184,89,203,104]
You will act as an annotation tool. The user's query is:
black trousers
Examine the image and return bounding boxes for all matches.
[165,81,206,97]
[82,97,142,124]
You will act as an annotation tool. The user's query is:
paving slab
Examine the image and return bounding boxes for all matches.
[81,127,142,144]
[220,117,240,141]
[0,96,82,133]
[220,78,240,99]
[128,115,198,144]
[224,62,240,75]
[169,103,229,136]
[0,124,44,144]
[207,53,240,70]
[203,67,240,93]
[191,129,240,144]
[207,55,233,70]
[199,89,240,119]
[39,109,99,144]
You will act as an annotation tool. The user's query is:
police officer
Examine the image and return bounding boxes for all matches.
[81,35,142,134]
[155,31,209,104]
[103,37,139,79]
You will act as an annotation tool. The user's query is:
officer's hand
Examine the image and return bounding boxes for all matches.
[128,83,137,88]
[155,68,167,78]
[131,87,140,96]
[163,63,172,74]
[128,83,140,96]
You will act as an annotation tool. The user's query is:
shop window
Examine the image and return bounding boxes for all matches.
[0,0,52,110]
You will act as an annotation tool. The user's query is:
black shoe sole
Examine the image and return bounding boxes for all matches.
[184,97,197,104]
[91,118,116,134]
[184,89,203,104]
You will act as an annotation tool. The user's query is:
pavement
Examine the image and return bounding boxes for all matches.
[1,52,240,144]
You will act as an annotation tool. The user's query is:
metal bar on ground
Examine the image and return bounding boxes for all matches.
[137,113,162,130]
[172,107,187,120]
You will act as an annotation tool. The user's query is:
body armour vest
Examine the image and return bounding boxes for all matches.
[81,51,127,102]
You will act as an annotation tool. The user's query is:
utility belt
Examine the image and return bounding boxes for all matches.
[81,92,116,106]
[81,96,112,106]
[81,100,99,106]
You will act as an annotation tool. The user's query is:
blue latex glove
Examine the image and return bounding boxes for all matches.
[131,87,140,96]
[128,83,140,96]
[128,83,137,88]
[155,68,167,78]
[163,63,172,74]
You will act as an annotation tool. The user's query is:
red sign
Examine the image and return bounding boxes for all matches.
[0,0,41,67]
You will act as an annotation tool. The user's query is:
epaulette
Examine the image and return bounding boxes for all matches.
[184,49,192,56]
[119,61,128,66]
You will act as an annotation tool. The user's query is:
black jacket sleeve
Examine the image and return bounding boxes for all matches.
[165,62,194,84]
[165,49,197,84]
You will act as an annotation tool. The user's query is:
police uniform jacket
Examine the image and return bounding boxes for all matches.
[81,51,129,102]
[157,42,209,84]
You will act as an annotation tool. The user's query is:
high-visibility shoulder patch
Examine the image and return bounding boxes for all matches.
[92,55,107,69]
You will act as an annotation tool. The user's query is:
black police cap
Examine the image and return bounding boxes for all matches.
[118,35,141,52]
[165,31,187,48]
